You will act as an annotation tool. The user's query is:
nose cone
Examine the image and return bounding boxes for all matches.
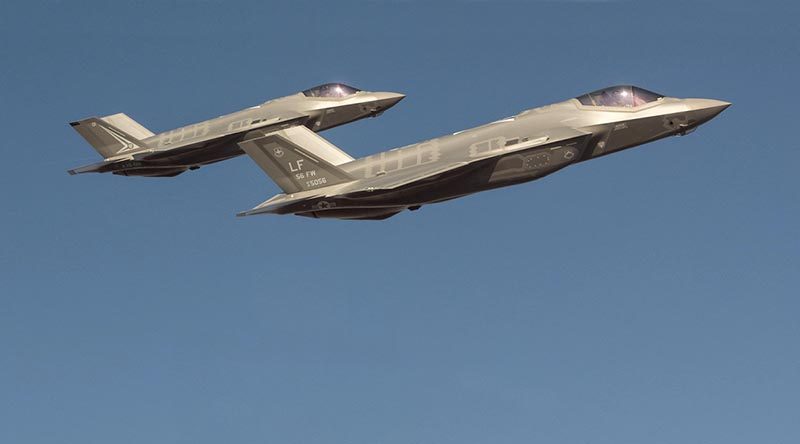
[374,92,405,110]
[360,92,405,118]
[688,98,731,124]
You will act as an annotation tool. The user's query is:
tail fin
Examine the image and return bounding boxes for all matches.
[70,113,153,158]
[239,126,354,194]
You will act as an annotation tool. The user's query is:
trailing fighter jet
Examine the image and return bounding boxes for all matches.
[237,85,729,220]
[68,83,404,177]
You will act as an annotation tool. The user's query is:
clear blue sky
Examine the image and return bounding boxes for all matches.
[2,1,798,443]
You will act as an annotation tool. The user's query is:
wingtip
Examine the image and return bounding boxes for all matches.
[69,121,80,127]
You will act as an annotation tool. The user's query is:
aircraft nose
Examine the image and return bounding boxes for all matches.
[688,98,731,123]
[376,92,405,108]
[365,92,405,116]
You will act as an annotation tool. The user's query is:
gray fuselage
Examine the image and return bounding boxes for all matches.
[262,90,729,220]
[69,84,404,177]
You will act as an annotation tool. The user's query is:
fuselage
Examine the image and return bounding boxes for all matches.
[69,83,404,177]
[277,86,729,219]
[140,92,401,163]
[125,90,404,176]
[341,96,728,180]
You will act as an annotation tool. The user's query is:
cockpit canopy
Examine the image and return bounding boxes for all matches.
[576,85,663,108]
[302,83,361,98]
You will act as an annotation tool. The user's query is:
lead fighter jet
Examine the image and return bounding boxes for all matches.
[68,83,404,177]
[237,85,730,220]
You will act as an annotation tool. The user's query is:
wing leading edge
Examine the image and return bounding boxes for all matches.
[337,127,592,195]
[238,126,592,218]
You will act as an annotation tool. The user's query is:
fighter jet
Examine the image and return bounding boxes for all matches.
[236,85,729,220]
[68,83,404,177]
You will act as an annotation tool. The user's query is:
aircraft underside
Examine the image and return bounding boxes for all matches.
[97,139,245,177]
[284,152,584,220]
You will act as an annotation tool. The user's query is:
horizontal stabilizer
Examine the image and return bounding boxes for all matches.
[236,193,317,217]
[67,160,108,175]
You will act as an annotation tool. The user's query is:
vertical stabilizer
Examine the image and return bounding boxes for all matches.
[70,114,151,158]
[100,113,154,139]
[238,126,354,194]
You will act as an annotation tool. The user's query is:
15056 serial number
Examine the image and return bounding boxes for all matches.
[305,177,327,187]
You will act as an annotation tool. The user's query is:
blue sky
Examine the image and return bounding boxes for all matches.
[1,1,798,443]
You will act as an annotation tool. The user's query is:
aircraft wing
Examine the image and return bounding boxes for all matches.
[238,127,592,217]
[334,161,468,195]
[338,127,591,195]
[140,111,312,160]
